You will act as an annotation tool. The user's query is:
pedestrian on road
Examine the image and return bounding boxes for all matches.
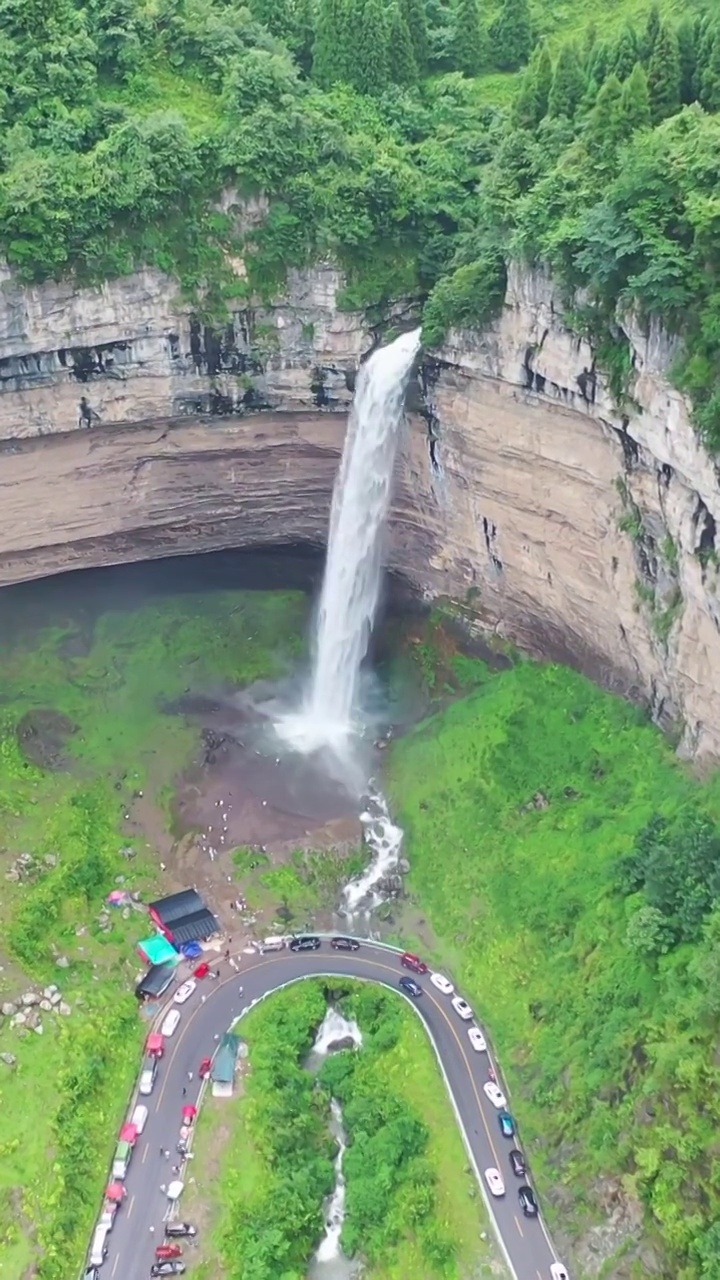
[159,1146,164,1156]
[172,1164,180,1175]
[224,948,230,960]
[149,1225,155,1234]
[188,1070,193,1081]
[182,1086,187,1097]
[165,1149,170,1159]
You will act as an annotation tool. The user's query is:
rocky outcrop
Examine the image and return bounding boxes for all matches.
[399,264,720,762]
[1,258,720,760]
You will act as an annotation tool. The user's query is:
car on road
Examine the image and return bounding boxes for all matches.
[289,935,321,952]
[451,996,473,1020]
[155,1244,182,1260]
[399,977,423,998]
[468,1027,487,1052]
[83,1269,99,1280]
[111,1139,132,1180]
[199,1056,212,1078]
[174,980,196,1005]
[401,952,428,974]
[509,1148,526,1177]
[331,936,359,951]
[161,1008,181,1037]
[164,1223,196,1238]
[484,1167,505,1197]
[150,1264,186,1277]
[89,1224,109,1267]
[131,1104,149,1133]
[518,1184,539,1217]
[498,1110,515,1139]
[140,1055,158,1096]
[482,1081,507,1109]
[550,1265,569,1280]
[430,973,454,995]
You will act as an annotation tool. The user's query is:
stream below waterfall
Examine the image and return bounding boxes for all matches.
[306,1009,364,1280]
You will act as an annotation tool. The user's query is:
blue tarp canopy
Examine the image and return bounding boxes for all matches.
[181,941,203,960]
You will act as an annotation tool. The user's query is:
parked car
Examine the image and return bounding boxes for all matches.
[468,1027,487,1052]
[259,936,286,953]
[89,1224,109,1268]
[83,1269,99,1280]
[164,1223,197,1238]
[498,1110,516,1139]
[198,1057,212,1078]
[131,1104,149,1133]
[430,973,454,995]
[146,1032,164,1058]
[289,935,322,952]
[155,1244,182,1260]
[483,1081,507,1109]
[518,1185,539,1217]
[112,1139,132,1180]
[150,1264,186,1277]
[401,952,428,974]
[99,1202,117,1230]
[399,977,423,998]
[331,936,359,951]
[509,1149,526,1177]
[451,996,473,1020]
[174,980,196,1005]
[161,1008,181,1037]
[550,1265,569,1280]
[484,1167,505,1197]
[139,1055,158,1096]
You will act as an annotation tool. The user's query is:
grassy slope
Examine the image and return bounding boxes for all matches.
[388,659,720,1270]
[183,984,500,1280]
[0,588,307,1279]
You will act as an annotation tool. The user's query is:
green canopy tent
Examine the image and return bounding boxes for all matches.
[137,935,179,967]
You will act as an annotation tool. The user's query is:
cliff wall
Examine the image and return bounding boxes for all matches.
[1,259,720,760]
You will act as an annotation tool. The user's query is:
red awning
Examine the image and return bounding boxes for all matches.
[181,1105,197,1123]
[146,1032,164,1055]
[105,1182,126,1202]
[119,1123,138,1144]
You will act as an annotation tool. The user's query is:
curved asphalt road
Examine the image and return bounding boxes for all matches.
[102,942,563,1280]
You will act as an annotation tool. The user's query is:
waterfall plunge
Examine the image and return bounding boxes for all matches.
[280,328,421,753]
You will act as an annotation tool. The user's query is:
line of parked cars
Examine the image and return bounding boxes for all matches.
[397,951,570,1280]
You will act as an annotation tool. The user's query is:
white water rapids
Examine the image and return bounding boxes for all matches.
[307,1010,363,1280]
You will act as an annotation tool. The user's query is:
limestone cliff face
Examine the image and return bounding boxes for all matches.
[1,258,720,761]
[402,264,720,762]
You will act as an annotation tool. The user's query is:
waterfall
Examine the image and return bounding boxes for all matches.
[314,1099,348,1264]
[281,328,421,753]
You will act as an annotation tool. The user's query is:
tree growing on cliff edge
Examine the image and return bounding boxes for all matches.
[647,22,681,122]
[451,0,487,77]
[490,0,532,72]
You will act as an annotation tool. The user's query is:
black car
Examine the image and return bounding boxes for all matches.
[164,1223,196,1238]
[399,976,423,997]
[290,935,322,952]
[83,1270,99,1280]
[509,1149,526,1178]
[518,1185,539,1218]
[331,936,359,951]
[150,1264,186,1277]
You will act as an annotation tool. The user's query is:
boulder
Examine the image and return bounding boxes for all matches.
[33,1023,44,1035]
[50,991,62,1006]
[1,1001,16,1016]
[43,984,58,999]
[58,1002,72,1016]
[55,955,70,968]
[0,1053,17,1067]
[21,991,40,1006]
[11,1011,27,1027]
[39,999,53,1012]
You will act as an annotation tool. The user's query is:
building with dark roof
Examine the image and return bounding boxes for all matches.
[134,962,177,1001]
[148,889,219,945]
[211,1034,240,1093]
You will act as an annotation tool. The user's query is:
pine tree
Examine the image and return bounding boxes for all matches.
[399,0,429,72]
[620,61,652,133]
[452,0,487,77]
[293,0,316,76]
[585,73,625,169]
[512,41,551,128]
[490,0,532,72]
[312,0,344,87]
[612,25,639,82]
[693,15,714,101]
[647,22,681,123]
[587,39,610,87]
[354,0,389,93]
[583,21,597,68]
[700,26,720,113]
[641,3,661,63]
[250,0,292,38]
[547,42,586,118]
[676,16,697,105]
[389,3,418,85]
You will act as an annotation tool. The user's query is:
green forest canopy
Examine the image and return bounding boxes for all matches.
[4,0,720,443]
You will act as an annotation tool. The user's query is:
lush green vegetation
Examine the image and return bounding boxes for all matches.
[184,980,496,1279]
[389,657,720,1278]
[9,0,720,442]
[0,585,308,1279]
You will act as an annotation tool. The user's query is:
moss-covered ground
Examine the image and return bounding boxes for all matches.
[389,657,720,1276]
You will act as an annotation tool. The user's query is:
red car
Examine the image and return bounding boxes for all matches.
[401,952,429,975]
[155,1243,182,1260]
[198,1057,212,1078]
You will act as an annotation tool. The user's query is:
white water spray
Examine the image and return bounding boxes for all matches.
[308,1010,363,1279]
[281,328,421,752]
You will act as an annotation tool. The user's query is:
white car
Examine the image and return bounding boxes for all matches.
[551,1267,569,1280]
[484,1167,505,1197]
[161,1008,181,1037]
[468,1027,487,1052]
[483,1081,507,1109]
[430,973,454,995]
[131,1104,148,1133]
[452,996,473,1020]
[174,979,197,1005]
